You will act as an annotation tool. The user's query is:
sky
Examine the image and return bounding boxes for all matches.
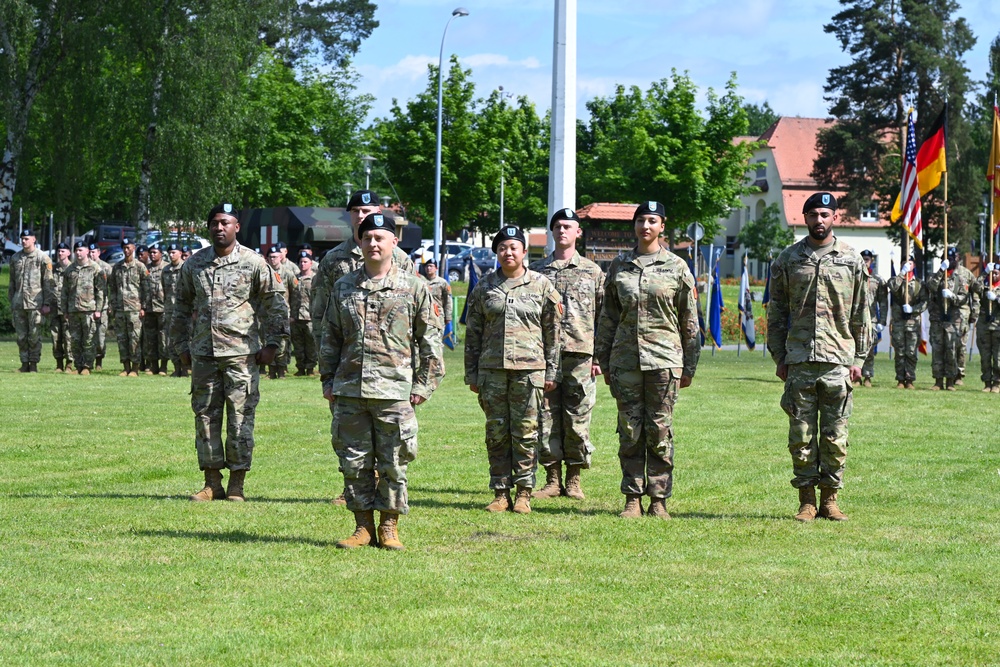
[349,0,1000,124]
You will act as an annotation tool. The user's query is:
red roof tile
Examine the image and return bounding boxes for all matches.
[576,202,637,221]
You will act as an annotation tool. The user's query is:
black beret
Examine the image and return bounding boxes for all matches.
[347,189,379,210]
[56,242,69,250]
[276,241,286,250]
[148,245,161,253]
[947,246,958,258]
[166,243,181,251]
[207,202,239,223]
[136,245,148,253]
[860,249,874,258]
[88,243,99,251]
[300,242,312,250]
[802,192,838,213]
[492,225,527,252]
[549,207,580,229]
[73,240,87,249]
[298,250,311,259]
[181,245,191,252]
[122,237,134,246]
[267,245,281,255]
[20,229,33,237]
[358,212,396,236]
[633,201,666,220]
[424,258,437,267]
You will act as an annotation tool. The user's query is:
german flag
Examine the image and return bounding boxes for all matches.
[891,106,947,222]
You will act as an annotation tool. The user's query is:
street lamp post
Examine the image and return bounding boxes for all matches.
[433,7,469,265]
[360,155,376,189]
[499,155,505,229]
[343,182,353,204]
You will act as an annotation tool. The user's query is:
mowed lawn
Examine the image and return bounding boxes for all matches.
[1,339,999,666]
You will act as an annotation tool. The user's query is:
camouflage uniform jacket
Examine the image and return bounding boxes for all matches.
[886,274,927,324]
[94,259,112,311]
[320,264,444,401]
[61,260,106,313]
[111,258,150,312]
[51,261,72,316]
[424,275,453,324]
[975,276,1000,330]
[595,247,700,377]
[463,268,562,384]
[867,272,889,326]
[530,250,604,356]
[144,261,166,312]
[767,236,872,367]
[161,260,184,314]
[291,271,313,321]
[170,242,289,358]
[311,237,414,324]
[8,247,54,311]
[272,261,300,318]
[925,266,974,323]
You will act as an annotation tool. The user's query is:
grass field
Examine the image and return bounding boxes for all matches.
[2,340,999,666]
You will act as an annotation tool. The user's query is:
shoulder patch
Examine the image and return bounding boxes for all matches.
[557,303,564,316]
[433,303,441,317]
[274,271,282,284]
[446,284,452,293]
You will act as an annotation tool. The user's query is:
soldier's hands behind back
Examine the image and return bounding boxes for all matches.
[410,394,426,405]
[679,375,692,389]
[255,345,277,366]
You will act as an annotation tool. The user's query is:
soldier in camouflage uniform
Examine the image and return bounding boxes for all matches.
[50,242,74,372]
[110,238,149,376]
[926,246,974,390]
[767,193,871,522]
[886,257,927,389]
[290,250,317,375]
[974,258,1000,392]
[161,243,187,376]
[957,254,980,386]
[465,225,561,515]
[321,212,443,550]
[170,203,288,502]
[8,229,54,372]
[422,259,453,328]
[311,189,413,505]
[596,201,700,520]
[858,250,888,387]
[530,208,604,501]
[61,241,106,375]
[141,245,168,375]
[88,244,113,370]
[266,245,299,378]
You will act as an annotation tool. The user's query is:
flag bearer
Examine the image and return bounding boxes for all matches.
[886,256,927,389]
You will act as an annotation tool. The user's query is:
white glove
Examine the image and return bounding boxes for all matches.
[900,262,912,274]
[985,262,995,273]
[875,323,884,333]
[940,259,950,271]
[902,304,913,314]
[942,288,955,299]
[988,291,997,302]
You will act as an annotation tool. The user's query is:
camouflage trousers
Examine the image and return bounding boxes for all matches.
[957,322,971,378]
[142,311,167,362]
[890,321,920,383]
[115,311,142,363]
[50,314,73,365]
[477,368,543,490]
[68,313,98,371]
[780,362,852,490]
[93,309,108,359]
[331,396,417,514]
[163,309,181,365]
[290,320,317,370]
[977,326,1000,384]
[190,355,260,471]
[930,321,961,380]
[13,308,43,363]
[539,352,596,469]
[609,367,678,499]
[274,335,290,368]
[861,333,879,378]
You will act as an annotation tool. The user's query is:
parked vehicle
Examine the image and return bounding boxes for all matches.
[451,246,497,282]
[410,242,473,271]
[85,223,137,250]
[100,245,125,265]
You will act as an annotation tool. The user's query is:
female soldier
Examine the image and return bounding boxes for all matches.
[464,226,561,514]
[595,201,701,519]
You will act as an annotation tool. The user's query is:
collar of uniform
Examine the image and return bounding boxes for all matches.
[210,242,243,266]
[485,267,532,288]
[793,236,846,258]
[348,237,362,258]
[545,249,580,269]
[627,245,670,268]
[356,261,399,291]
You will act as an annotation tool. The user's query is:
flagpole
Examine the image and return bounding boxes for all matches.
[737,253,743,358]
[902,107,911,309]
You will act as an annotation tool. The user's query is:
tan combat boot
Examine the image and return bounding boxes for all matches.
[794,486,818,522]
[647,498,670,520]
[818,488,848,521]
[226,469,246,502]
[955,377,964,386]
[28,362,38,372]
[17,362,29,373]
[992,384,1000,394]
[896,381,905,389]
[983,383,992,393]
[945,378,956,391]
[533,463,562,498]
[512,486,532,514]
[336,510,377,548]
[619,494,643,518]
[863,377,872,387]
[485,489,512,512]
[377,512,405,551]
[564,465,585,500]
[119,361,130,377]
[331,489,347,506]
[55,359,64,373]
[80,368,90,376]
[95,357,103,371]
[190,469,226,501]
[157,360,168,376]
[931,378,943,391]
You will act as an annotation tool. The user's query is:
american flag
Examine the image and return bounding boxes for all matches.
[900,109,923,248]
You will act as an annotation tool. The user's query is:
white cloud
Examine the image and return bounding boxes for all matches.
[463,54,541,70]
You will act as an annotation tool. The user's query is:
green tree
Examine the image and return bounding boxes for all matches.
[813,0,977,253]
[743,101,780,136]
[263,0,378,67]
[737,202,794,261]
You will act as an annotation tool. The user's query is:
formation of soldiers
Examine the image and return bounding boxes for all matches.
[8,189,997,547]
